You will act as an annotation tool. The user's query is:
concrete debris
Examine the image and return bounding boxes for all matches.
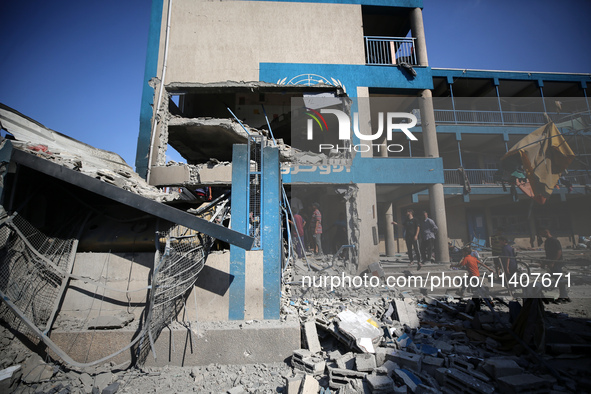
[87,312,135,330]
[303,320,322,354]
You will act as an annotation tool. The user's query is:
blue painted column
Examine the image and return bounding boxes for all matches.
[229,144,248,320]
[136,0,164,179]
[262,147,281,319]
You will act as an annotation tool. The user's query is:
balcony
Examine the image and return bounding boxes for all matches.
[444,169,498,185]
[364,36,417,66]
[443,169,591,186]
[414,109,591,126]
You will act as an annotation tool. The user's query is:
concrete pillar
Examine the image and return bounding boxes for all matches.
[410,8,429,67]
[384,203,396,256]
[428,184,450,263]
[420,88,450,263]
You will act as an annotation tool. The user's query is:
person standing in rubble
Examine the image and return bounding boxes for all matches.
[393,209,421,269]
[419,210,438,264]
[538,228,570,303]
[451,246,494,309]
[499,236,517,276]
[490,227,505,276]
[311,203,323,256]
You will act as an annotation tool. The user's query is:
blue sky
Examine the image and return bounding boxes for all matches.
[1,0,589,171]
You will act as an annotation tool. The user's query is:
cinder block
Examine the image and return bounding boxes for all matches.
[433,340,453,354]
[292,349,325,376]
[328,367,367,390]
[355,353,376,372]
[375,347,388,367]
[366,374,394,393]
[480,359,522,379]
[303,320,322,354]
[386,350,422,372]
[393,369,421,392]
[336,352,356,370]
[285,375,303,394]
[300,375,319,394]
[440,368,494,394]
[497,374,551,394]
[422,356,445,375]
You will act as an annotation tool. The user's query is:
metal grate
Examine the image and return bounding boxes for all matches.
[0,213,78,330]
[248,136,264,249]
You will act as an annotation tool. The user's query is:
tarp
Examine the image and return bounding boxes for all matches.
[502,122,574,204]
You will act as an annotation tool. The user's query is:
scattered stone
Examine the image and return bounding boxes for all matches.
[303,320,322,354]
[21,354,54,383]
[299,374,319,394]
[355,353,376,372]
[102,381,120,394]
[366,373,394,393]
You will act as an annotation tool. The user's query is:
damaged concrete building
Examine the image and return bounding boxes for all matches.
[136,0,590,318]
[1,0,591,392]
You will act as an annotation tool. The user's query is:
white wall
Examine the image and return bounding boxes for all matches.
[159,0,366,83]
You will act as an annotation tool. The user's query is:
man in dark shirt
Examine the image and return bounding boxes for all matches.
[394,209,421,269]
[538,228,570,303]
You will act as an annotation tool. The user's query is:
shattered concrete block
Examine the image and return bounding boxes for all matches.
[327,366,367,390]
[299,375,319,394]
[393,369,421,393]
[480,358,523,379]
[0,365,21,393]
[375,347,388,367]
[79,373,94,394]
[366,374,394,393]
[94,372,114,392]
[303,320,322,354]
[453,344,476,357]
[439,368,494,394]
[450,332,469,344]
[434,368,449,387]
[415,344,438,356]
[433,340,453,354]
[21,354,54,383]
[355,353,376,372]
[395,333,413,348]
[336,352,356,370]
[392,385,407,394]
[375,360,399,376]
[386,350,422,373]
[421,356,444,375]
[292,354,326,376]
[415,384,440,394]
[450,358,490,382]
[497,374,551,394]
[285,375,303,394]
[102,382,120,394]
[393,299,420,329]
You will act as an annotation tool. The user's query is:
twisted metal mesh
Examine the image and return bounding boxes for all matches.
[135,222,213,365]
[0,213,77,329]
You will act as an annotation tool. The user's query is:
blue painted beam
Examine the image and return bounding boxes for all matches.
[260,63,433,92]
[262,147,281,319]
[229,145,249,320]
[136,0,164,179]
[282,157,443,184]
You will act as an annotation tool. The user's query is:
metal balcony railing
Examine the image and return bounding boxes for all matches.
[414,109,590,126]
[365,36,417,66]
[444,169,498,185]
[444,169,591,186]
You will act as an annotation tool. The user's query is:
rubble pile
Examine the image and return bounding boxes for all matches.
[282,290,589,393]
